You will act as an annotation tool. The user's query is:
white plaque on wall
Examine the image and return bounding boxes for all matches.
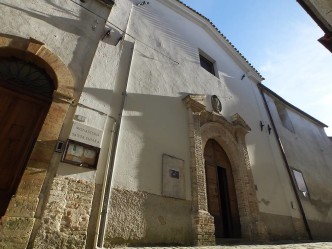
[162,154,185,199]
[69,122,104,148]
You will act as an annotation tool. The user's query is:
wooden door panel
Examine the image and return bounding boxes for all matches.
[0,89,13,127]
[204,139,241,238]
[0,85,50,216]
[0,96,43,192]
[0,124,26,190]
[206,164,220,217]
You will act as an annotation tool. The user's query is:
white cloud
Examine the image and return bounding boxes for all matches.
[259,21,332,136]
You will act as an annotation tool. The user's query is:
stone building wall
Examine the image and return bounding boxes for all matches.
[32,177,94,249]
[104,188,192,247]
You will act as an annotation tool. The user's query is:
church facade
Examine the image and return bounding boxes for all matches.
[0,0,332,248]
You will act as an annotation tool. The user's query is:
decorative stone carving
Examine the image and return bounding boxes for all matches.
[182,94,268,245]
[182,94,206,113]
[231,113,251,132]
[211,95,222,113]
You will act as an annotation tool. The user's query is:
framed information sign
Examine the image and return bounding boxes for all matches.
[162,154,185,199]
[61,139,100,169]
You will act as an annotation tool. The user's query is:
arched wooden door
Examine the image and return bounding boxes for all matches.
[204,139,241,239]
[0,57,54,216]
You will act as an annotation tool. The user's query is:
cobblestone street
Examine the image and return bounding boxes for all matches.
[120,242,332,249]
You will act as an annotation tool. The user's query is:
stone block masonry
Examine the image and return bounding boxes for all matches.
[104,188,192,247]
[32,176,95,249]
[0,167,47,249]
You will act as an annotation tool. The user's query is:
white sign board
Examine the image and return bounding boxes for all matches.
[162,154,185,199]
[69,122,104,148]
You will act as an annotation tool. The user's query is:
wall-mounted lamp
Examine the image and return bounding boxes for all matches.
[268,124,272,134]
[241,74,246,80]
[260,121,265,131]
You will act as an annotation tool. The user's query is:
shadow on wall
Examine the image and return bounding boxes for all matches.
[81,87,114,106]
[108,92,193,245]
[119,92,189,194]
[0,1,111,91]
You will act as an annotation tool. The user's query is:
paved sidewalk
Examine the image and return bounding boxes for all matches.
[118,242,332,249]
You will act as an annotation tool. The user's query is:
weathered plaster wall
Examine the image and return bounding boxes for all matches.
[0,0,128,248]
[2,0,329,246]
[99,0,311,243]
[29,0,136,247]
[0,0,110,91]
[265,93,332,239]
[104,188,192,246]
[259,213,307,240]
[55,0,135,183]
[111,0,298,221]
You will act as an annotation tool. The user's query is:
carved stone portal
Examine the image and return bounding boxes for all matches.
[183,94,267,245]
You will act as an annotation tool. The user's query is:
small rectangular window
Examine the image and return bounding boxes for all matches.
[292,169,309,197]
[199,54,215,75]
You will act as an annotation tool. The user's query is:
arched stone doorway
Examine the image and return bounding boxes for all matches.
[0,36,74,248]
[204,139,241,239]
[0,57,54,216]
[183,94,268,246]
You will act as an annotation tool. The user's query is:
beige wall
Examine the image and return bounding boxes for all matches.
[112,0,299,218]
[265,92,332,239]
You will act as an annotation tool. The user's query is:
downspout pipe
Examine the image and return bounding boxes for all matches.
[96,90,127,248]
[258,83,313,240]
[95,10,135,247]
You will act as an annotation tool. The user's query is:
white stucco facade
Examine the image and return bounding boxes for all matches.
[0,0,331,248]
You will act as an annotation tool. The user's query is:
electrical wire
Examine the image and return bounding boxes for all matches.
[68,0,180,64]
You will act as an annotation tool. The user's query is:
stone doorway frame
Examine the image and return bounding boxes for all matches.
[0,36,74,248]
[183,94,267,245]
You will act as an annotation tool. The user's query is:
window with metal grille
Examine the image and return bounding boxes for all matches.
[0,57,54,97]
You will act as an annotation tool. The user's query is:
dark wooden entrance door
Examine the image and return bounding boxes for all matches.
[204,139,241,238]
[0,85,50,216]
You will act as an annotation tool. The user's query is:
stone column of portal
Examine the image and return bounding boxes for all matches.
[231,114,268,242]
[189,110,215,246]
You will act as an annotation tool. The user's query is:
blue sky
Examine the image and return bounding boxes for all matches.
[181,0,332,136]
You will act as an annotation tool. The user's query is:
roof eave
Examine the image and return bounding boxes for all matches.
[156,0,264,82]
[258,83,328,128]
